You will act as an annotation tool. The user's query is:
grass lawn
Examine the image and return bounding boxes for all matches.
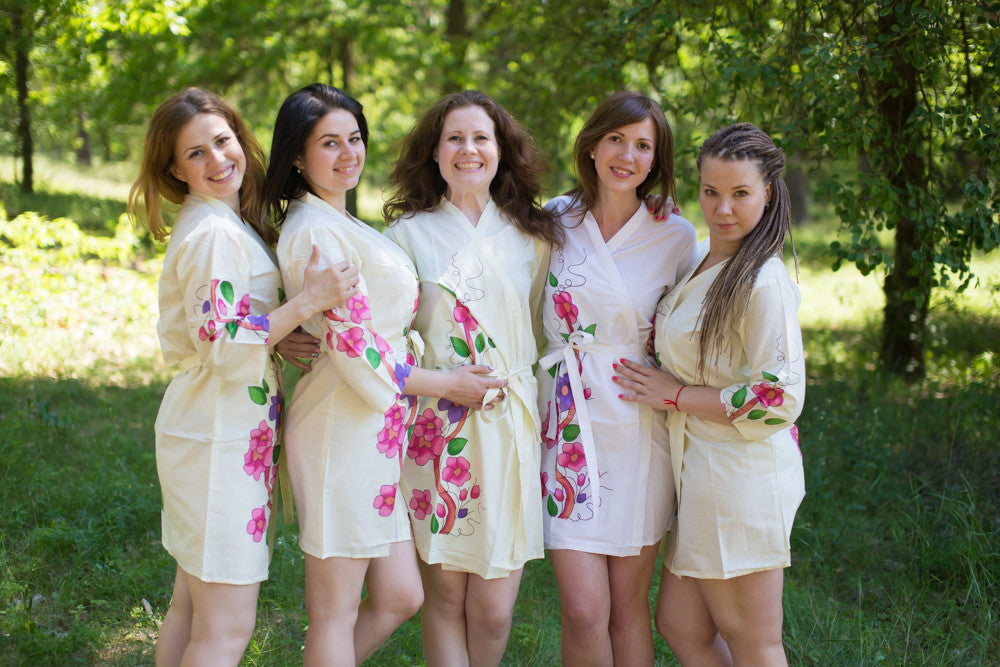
[1,162,998,665]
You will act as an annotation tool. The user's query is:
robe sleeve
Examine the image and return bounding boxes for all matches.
[530,239,552,361]
[282,221,411,411]
[720,261,806,440]
[174,219,270,385]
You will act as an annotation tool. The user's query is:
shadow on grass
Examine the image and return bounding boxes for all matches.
[1,183,127,236]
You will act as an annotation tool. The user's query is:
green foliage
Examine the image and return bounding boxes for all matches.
[2,189,999,663]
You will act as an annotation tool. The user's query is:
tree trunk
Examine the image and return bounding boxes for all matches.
[442,0,468,95]
[876,3,931,380]
[786,149,808,224]
[77,112,92,166]
[13,5,34,194]
[339,38,358,218]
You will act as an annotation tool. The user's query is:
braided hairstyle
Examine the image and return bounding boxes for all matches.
[694,122,797,380]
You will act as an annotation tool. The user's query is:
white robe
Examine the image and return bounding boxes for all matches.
[537,195,697,555]
[277,193,419,558]
[659,240,806,578]
[155,193,282,584]
[385,198,549,579]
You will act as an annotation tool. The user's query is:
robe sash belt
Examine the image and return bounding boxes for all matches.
[479,364,536,426]
[539,330,646,514]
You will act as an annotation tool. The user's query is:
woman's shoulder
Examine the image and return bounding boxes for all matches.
[752,256,800,298]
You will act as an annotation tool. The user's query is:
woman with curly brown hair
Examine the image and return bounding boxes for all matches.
[383,90,561,666]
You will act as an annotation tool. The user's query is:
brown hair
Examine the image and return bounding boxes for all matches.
[382,90,562,246]
[561,91,676,217]
[127,87,271,243]
[694,122,797,379]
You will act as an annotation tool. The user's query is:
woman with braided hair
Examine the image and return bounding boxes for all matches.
[614,123,805,665]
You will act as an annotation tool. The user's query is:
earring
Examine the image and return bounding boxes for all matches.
[296,167,301,174]
[590,152,595,159]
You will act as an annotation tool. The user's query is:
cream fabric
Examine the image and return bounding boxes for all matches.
[155,193,282,584]
[385,198,548,579]
[537,195,697,555]
[277,194,419,558]
[660,240,806,579]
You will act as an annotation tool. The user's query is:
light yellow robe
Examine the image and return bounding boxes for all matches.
[277,194,420,558]
[659,240,806,578]
[155,193,282,584]
[385,198,548,579]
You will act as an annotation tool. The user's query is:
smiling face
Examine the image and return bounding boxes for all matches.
[434,105,500,202]
[171,112,246,212]
[699,156,772,257]
[591,117,656,200]
[294,108,366,212]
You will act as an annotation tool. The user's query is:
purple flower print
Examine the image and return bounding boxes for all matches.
[247,505,267,543]
[269,393,283,430]
[556,373,573,411]
[437,397,468,424]
[373,484,398,517]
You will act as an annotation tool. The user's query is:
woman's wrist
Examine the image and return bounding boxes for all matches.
[663,383,688,411]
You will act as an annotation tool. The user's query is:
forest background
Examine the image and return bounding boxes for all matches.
[1,0,998,664]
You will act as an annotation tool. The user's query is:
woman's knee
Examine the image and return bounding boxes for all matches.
[372,578,424,620]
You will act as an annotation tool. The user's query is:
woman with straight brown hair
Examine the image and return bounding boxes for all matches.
[536,91,697,666]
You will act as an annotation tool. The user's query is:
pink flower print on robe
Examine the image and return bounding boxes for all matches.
[247,505,267,543]
[408,408,446,466]
[453,304,479,332]
[410,489,433,520]
[346,293,371,324]
[373,483,398,517]
[377,403,408,458]
[752,383,785,408]
[552,290,579,328]
[441,456,471,486]
[333,326,367,358]
[244,421,274,481]
[557,441,587,472]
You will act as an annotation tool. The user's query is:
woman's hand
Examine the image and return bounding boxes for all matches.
[443,365,508,410]
[275,329,321,372]
[613,357,683,411]
[644,194,681,221]
[300,244,361,313]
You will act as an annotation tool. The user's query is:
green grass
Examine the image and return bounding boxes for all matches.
[2,166,999,664]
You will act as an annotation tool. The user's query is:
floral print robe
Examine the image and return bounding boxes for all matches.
[277,194,418,558]
[155,193,282,584]
[658,240,806,578]
[537,195,697,555]
[385,198,549,579]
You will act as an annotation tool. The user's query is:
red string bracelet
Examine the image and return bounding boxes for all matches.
[663,384,688,410]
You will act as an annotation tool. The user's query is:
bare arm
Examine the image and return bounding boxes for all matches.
[613,357,729,425]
